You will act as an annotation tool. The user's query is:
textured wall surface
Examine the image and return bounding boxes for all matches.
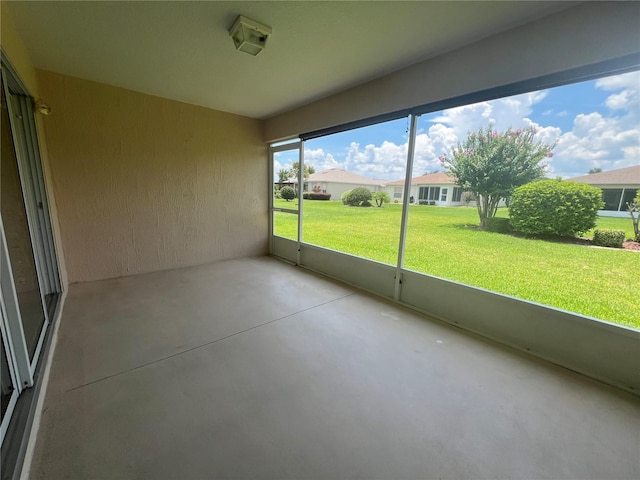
[0,4,39,96]
[38,71,267,283]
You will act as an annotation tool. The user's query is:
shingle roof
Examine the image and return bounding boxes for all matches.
[569,165,640,185]
[386,171,456,186]
[296,168,388,186]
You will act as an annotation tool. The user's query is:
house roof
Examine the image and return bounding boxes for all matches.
[296,168,387,186]
[386,172,457,186]
[3,2,573,119]
[568,165,640,186]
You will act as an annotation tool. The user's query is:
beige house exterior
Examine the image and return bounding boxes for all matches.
[294,168,388,200]
[386,172,467,206]
[569,165,640,217]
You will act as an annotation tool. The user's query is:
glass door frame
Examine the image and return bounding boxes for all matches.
[1,296,22,445]
[0,56,62,454]
[269,140,303,262]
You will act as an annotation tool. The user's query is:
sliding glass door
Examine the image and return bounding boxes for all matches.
[0,64,61,450]
[1,84,47,361]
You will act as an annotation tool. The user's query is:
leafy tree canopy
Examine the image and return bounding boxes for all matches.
[440,124,554,228]
[290,162,315,179]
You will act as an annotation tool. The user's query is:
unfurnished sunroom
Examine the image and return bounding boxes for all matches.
[1,2,639,479]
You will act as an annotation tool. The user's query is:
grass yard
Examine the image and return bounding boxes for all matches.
[274,198,639,329]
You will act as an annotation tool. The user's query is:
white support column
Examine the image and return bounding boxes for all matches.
[297,142,304,266]
[394,114,418,301]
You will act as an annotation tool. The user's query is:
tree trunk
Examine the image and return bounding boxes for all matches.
[477,195,490,229]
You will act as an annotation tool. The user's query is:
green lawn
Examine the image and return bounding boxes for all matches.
[274,198,639,329]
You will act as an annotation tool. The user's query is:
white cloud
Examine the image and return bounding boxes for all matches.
[303,72,639,181]
[595,70,640,91]
[432,90,549,138]
[605,89,636,110]
[304,148,339,171]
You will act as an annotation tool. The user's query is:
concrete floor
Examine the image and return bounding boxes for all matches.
[29,256,639,479]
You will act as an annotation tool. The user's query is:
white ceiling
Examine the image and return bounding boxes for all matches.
[5,1,575,119]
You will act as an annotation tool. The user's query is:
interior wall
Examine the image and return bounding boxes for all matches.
[37,71,267,283]
[0,5,39,96]
[264,2,640,141]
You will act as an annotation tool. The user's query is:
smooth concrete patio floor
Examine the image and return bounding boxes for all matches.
[29,256,639,479]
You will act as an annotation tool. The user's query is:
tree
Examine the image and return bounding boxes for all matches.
[290,162,315,179]
[588,167,603,174]
[280,186,296,202]
[628,191,640,242]
[372,191,390,207]
[277,168,290,188]
[440,124,554,228]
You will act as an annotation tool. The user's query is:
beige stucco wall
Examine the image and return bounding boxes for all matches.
[1,5,69,289]
[0,5,39,96]
[37,71,267,283]
[264,2,640,141]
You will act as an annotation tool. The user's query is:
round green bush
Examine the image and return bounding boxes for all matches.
[341,187,373,206]
[592,229,625,248]
[280,186,296,201]
[509,180,603,237]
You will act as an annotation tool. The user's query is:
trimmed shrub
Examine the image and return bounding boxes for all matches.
[341,187,373,206]
[509,180,603,237]
[593,229,625,248]
[485,217,512,234]
[307,192,331,200]
[280,186,296,201]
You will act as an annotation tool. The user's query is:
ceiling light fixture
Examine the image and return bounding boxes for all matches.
[229,15,272,56]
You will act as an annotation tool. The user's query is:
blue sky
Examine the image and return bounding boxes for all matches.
[275,70,640,181]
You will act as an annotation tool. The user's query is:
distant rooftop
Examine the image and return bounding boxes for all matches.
[569,165,640,185]
[293,168,387,186]
[386,171,456,186]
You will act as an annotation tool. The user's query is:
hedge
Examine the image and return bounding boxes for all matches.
[509,180,602,237]
[592,229,625,248]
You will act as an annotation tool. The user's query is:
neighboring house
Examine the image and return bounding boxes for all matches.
[569,165,640,217]
[386,172,468,206]
[291,168,388,200]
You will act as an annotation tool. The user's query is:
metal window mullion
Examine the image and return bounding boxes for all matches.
[1,299,23,395]
[0,218,33,388]
[617,188,626,212]
[297,142,304,265]
[6,92,50,326]
[268,147,275,254]
[23,101,60,293]
[0,306,21,445]
[16,95,55,295]
[394,114,418,301]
